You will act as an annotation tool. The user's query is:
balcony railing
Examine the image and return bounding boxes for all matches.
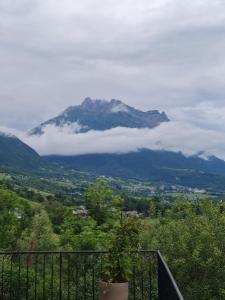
[0,250,184,300]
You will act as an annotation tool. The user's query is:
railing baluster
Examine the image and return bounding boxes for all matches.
[34,255,38,300]
[18,255,21,300]
[75,256,78,300]
[43,255,46,300]
[141,253,144,299]
[1,256,5,299]
[67,254,70,300]
[10,255,13,300]
[51,255,54,300]
[100,253,103,278]
[84,256,87,300]
[26,255,29,300]
[148,254,152,300]
[133,264,136,300]
[92,255,95,300]
[59,252,62,300]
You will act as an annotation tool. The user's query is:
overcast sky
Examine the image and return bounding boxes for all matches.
[1,0,225,158]
[1,0,225,129]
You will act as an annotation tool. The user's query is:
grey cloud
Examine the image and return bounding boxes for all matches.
[169,102,225,132]
[0,0,225,130]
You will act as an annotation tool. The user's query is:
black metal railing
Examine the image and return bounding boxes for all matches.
[0,250,184,300]
[157,251,184,300]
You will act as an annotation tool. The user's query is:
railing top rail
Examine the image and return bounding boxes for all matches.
[0,249,158,255]
[157,250,184,300]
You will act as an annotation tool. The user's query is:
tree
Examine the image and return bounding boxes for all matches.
[85,179,123,225]
[18,209,59,251]
[0,188,22,249]
[60,210,110,250]
[104,217,141,282]
[143,201,225,300]
[44,201,67,234]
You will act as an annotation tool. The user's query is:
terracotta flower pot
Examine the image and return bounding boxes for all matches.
[99,281,129,300]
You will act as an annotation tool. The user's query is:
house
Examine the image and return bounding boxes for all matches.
[72,206,89,218]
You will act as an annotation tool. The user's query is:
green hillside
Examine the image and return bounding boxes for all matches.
[0,133,42,170]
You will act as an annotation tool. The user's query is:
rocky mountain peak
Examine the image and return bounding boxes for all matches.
[80,97,108,110]
[30,97,170,135]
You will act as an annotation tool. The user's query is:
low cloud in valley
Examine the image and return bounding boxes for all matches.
[17,118,225,161]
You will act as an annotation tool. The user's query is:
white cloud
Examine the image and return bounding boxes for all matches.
[37,122,84,134]
[111,103,129,113]
[2,96,225,160]
[12,121,225,161]
[0,126,21,137]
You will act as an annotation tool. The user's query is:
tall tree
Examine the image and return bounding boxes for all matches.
[85,179,123,225]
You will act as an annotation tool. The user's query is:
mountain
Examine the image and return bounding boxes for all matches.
[0,133,42,170]
[28,97,225,190]
[30,97,169,135]
[44,149,225,190]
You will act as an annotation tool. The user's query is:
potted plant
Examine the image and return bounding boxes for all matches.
[99,217,141,300]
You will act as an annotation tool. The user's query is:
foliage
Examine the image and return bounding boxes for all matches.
[44,200,67,234]
[0,187,33,249]
[60,211,109,250]
[0,179,225,299]
[85,178,123,225]
[0,190,21,249]
[103,217,141,283]
[18,209,59,250]
[143,201,225,300]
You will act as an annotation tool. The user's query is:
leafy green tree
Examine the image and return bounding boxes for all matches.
[60,209,110,250]
[143,201,225,300]
[44,201,67,234]
[18,209,59,251]
[104,217,141,282]
[85,179,123,225]
[0,188,22,249]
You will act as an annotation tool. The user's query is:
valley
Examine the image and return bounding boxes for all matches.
[2,98,225,195]
[1,98,225,300]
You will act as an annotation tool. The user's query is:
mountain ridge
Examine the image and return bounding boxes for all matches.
[44,149,225,190]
